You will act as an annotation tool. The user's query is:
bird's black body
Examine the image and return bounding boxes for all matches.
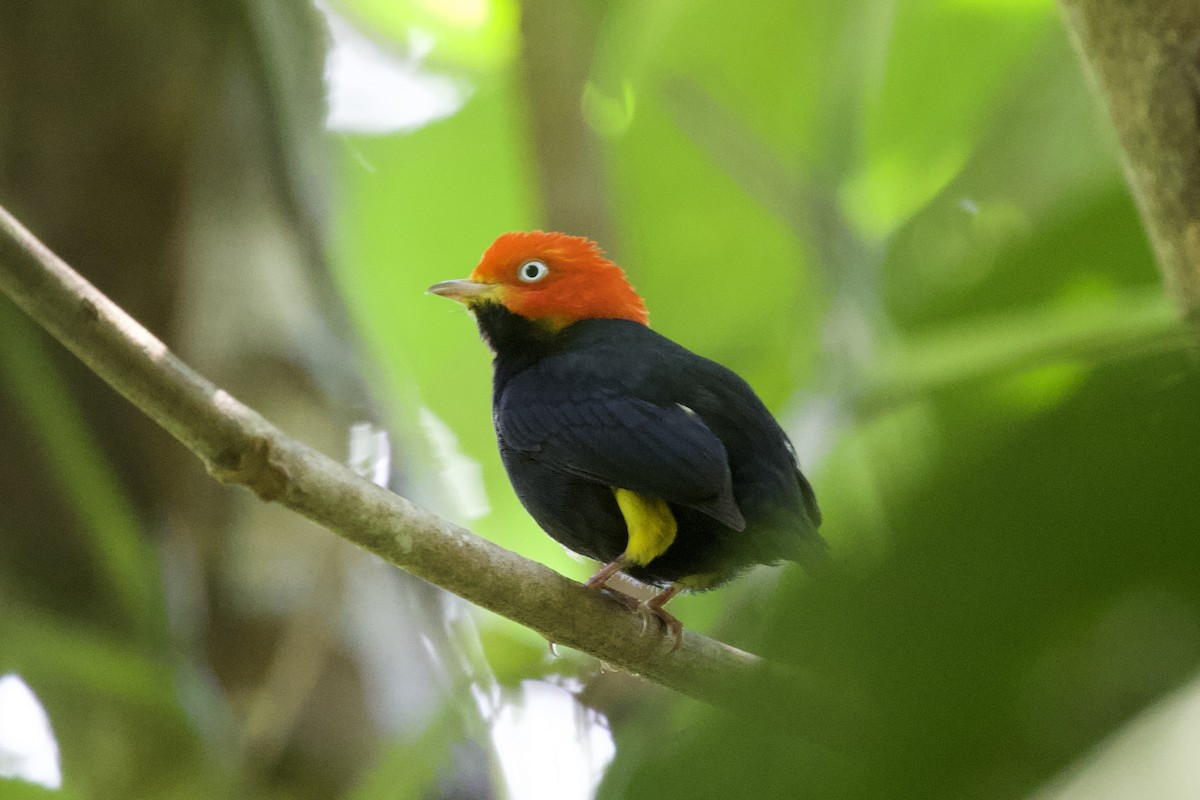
[475,302,824,588]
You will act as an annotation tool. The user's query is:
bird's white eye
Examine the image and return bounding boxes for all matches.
[517,259,549,283]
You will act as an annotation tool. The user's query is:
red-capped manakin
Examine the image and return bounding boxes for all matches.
[429,232,824,646]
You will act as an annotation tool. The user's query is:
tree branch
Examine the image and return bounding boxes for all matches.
[0,203,852,732]
[1060,0,1200,343]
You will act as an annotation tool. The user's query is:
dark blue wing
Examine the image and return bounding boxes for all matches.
[496,377,746,530]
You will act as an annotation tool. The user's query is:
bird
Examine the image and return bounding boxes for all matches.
[428,231,824,648]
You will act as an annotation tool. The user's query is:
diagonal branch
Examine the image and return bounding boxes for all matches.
[0,203,853,735]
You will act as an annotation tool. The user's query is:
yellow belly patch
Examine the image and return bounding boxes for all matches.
[613,488,677,566]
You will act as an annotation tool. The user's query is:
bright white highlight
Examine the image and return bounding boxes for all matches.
[348,421,392,487]
[486,680,616,800]
[318,2,469,135]
[0,674,62,790]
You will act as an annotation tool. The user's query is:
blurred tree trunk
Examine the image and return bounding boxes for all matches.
[1060,0,1200,343]
[519,0,617,248]
[0,3,398,797]
[0,2,201,624]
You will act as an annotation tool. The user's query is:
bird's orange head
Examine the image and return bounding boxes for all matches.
[428,231,649,330]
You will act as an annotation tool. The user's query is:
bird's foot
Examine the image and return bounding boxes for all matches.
[586,557,642,611]
[584,562,685,651]
[601,588,641,613]
[637,585,684,652]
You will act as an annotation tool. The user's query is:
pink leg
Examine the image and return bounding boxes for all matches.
[585,557,627,589]
[584,557,640,612]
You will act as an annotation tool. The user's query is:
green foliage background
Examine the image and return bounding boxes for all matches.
[331,0,1197,797]
[1,0,1197,798]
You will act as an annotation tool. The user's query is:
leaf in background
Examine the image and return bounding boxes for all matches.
[0,302,162,640]
[883,32,1140,329]
[608,351,1200,800]
[592,0,848,403]
[330,0,518,73]
[610,92,816,409]
[846,0,1057,237]
[348,704,464,800]
[0,607,179,712]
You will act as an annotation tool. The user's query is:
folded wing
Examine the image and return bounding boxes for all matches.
[497,378,746,531]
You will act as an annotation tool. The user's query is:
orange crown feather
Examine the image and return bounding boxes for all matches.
[470,231,649,328]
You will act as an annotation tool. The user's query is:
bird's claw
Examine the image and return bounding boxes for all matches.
[585,567,685,652]
[602,588,641,613]
[635,599,684,652]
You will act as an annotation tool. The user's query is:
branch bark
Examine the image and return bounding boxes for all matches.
[0,203,852,733]
[1060,1,1200,342]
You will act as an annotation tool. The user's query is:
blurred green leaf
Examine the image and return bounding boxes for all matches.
[847,0,1057,236]
[348,705,465,800]
[860,287,1182,414]
[0,778,80,800]
[0,301,162,640]
[609,352,1200,800]
[331,0,518,72]
[0,606,177,712]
